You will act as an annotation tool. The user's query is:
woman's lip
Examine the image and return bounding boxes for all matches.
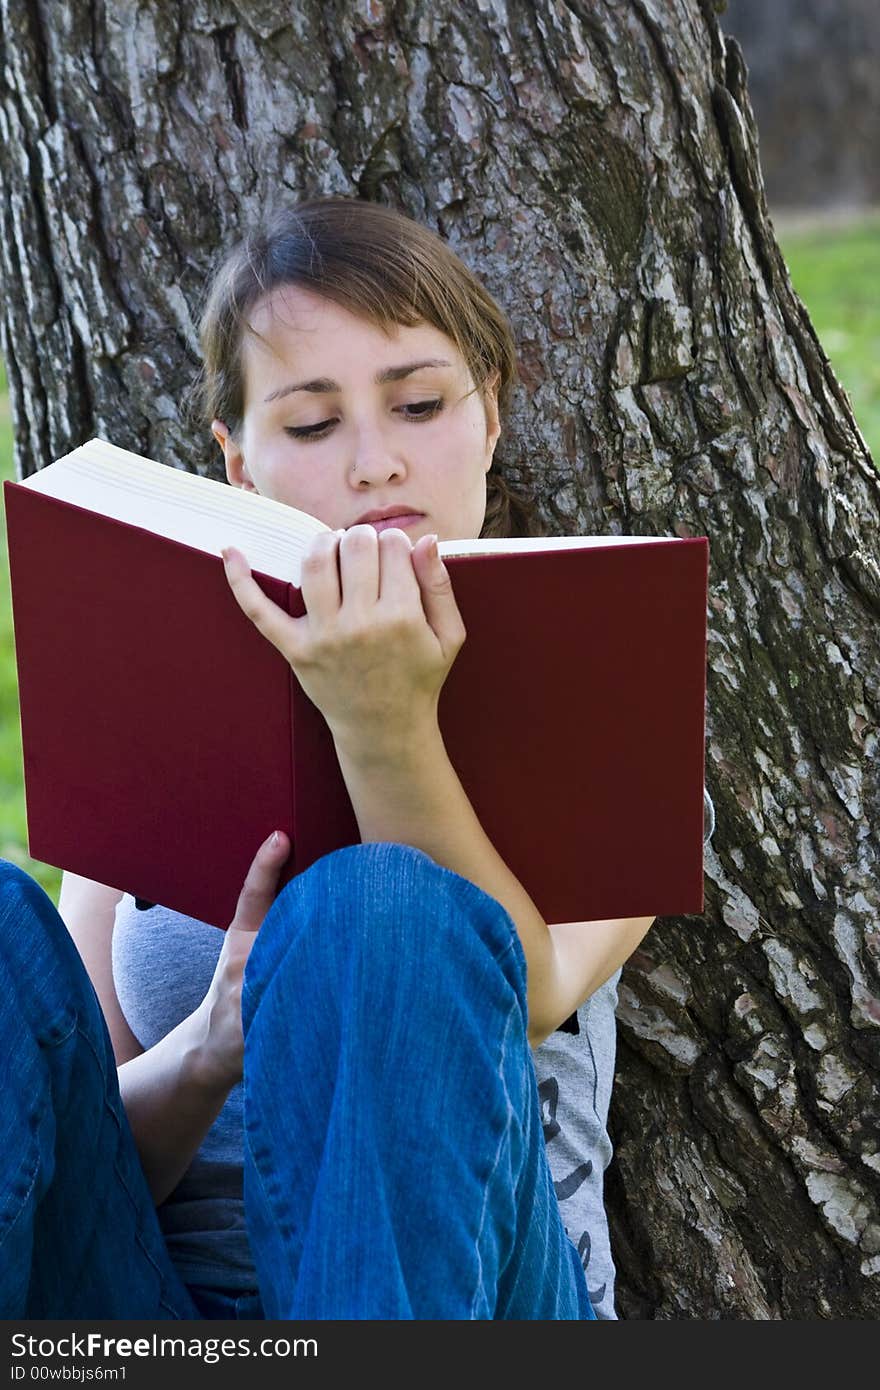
[358,514,425,534]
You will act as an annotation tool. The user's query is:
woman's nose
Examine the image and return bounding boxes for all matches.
[349,428,407,485]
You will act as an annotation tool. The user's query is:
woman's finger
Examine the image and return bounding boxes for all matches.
[228,829,291,935]
[298,531,343,623]
[221,546,304,662]
[410,535,467,659]
[338,524,381,620]
[376,527,422,610]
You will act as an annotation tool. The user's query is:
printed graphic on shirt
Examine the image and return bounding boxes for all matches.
[538,1075,606,1308]
[539,1075,561,1141]
[577,1230,605,1307]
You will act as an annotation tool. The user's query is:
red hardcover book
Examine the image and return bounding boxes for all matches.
[4,439,709,927]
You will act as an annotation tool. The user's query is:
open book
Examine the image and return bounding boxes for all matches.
[4,439,710,926]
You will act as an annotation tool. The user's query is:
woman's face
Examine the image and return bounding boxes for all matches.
[213,285,501,542]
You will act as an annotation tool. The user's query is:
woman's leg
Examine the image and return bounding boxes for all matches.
[241,842,595,1321]
[0,861,200,1319]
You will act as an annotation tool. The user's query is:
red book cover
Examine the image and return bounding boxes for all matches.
[4,479,708,927]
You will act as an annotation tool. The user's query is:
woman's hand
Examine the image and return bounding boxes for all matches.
[195,829,291,1090]
[221,526,466,765]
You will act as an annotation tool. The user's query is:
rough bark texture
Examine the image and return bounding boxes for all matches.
[0,0,878,1318]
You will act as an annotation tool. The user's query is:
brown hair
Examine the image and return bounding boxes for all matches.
[189,196,545,538]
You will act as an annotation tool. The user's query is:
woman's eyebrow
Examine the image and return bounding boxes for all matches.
[263,358,452,404]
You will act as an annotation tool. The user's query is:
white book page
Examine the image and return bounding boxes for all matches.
[439,534,675,557]
[20,437,676,584]
[20,438,330,585]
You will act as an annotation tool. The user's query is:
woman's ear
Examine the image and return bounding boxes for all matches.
[482,371,502,470]
[212,418,255,491]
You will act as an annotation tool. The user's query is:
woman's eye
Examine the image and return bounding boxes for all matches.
[399,399,443,420]
[284,419,336,440]
[284,400,443,441]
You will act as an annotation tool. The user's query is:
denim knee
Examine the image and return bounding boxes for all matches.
[244,842,528,1034]
[0,860,102,1048]
[283,842,519,970]
[0,859,58,928]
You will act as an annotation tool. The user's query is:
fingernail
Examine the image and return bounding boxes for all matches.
[427,533,438,557]
[221,547,231,564]
[269,830,281,848]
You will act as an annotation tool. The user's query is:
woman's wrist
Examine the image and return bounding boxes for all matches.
[184,997,242,1096]
[330,707,444,774]
[117,1006,239,1206]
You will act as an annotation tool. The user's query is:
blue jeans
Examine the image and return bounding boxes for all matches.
[0,845,594,1320]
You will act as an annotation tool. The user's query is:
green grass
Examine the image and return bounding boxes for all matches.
[777,213,880,463]
[0,357,62,902]
[0,215,877,911]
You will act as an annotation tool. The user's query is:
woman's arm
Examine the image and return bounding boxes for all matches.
[117,832,290,1206]
[57,871,142,1063]
[221,528,655,1047]
[116,1012,234,1206]
[334,727,654,1047]
[59,841,290,1207]
[57,873,225,1203]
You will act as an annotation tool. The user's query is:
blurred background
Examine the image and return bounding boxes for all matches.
[1,0,878,907]
[726,0,880,214]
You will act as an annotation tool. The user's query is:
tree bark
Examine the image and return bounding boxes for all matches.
[1,0,877,1318]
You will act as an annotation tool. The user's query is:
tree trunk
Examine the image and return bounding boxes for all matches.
[1,0,877,1318]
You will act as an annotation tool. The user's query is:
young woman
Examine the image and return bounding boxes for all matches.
[0,197,711,1320]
